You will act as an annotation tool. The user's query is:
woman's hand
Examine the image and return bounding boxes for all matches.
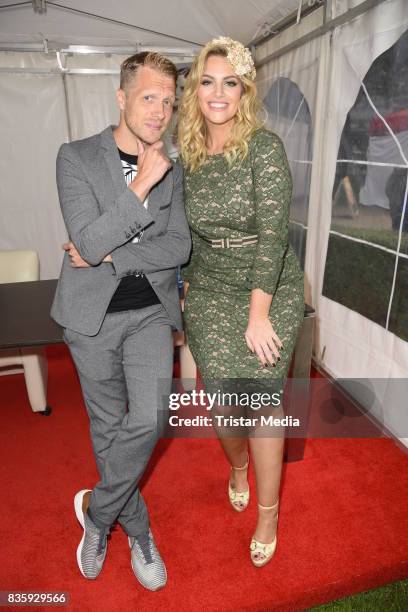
[180,281,189,313]
[245,315,282,367]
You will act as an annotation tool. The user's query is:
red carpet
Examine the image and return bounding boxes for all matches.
[0,345,407,611]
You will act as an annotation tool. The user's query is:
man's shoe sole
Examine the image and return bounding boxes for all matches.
[74,489,105,579]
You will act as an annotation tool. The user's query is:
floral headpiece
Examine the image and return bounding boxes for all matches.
[207,36,256,81]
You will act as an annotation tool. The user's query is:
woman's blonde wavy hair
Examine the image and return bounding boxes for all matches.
[178,42,264,172]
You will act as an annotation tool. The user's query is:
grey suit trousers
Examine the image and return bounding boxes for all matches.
[64,303,173,536]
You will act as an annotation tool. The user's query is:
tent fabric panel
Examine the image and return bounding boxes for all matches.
[320,0,408,344]
[255,0,408,447]
[65,74,120,141]
[317,296,408,442]
[0,70,68,279]
[0,0,302,48]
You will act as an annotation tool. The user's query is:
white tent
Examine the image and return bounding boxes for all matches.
[0,0,303,279]
[0,0,304,48]
[1,0,407,446]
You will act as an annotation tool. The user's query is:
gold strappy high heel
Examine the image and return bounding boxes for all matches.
[250,500,279,567]
[228,455,249,512]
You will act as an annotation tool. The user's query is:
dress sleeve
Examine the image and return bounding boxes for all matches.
[181,227,201,282]
[248,130,292,295]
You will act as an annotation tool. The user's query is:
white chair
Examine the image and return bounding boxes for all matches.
[0,250,49,414]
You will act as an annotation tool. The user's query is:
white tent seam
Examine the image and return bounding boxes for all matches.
[342,81,407,333]
[361,82,408,166]
[286,95,306,139]
[290,220,308,230]
[385,173,408,329]
[337,159,407,169]
[329,230,408,259]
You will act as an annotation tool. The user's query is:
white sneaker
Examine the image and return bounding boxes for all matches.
[74,489,108,579]
[129,530,167,591]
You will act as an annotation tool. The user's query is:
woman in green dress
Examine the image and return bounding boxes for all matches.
[178,37,304,567]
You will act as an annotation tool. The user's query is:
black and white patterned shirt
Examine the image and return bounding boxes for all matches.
[120,151,149,244]
[106,147,160,313]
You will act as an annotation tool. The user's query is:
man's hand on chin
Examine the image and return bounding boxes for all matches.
[129,139,171,202]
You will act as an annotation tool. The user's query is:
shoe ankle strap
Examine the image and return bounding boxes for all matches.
[258,500,279,511]
[232,453,249,471]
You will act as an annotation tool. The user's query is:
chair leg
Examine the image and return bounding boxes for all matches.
[20,347,48,413]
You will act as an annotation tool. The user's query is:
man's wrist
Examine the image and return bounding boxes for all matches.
[129,176,152,202]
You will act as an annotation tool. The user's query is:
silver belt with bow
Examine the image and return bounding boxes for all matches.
[202,234,258,249]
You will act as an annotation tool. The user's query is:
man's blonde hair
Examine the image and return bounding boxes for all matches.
[120,51,178,90]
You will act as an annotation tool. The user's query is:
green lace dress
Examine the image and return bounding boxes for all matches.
[182,128,304,385]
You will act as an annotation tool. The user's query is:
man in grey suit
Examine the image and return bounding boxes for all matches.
[51,52,191,590]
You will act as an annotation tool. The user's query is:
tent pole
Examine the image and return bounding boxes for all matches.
[45,1,202,47]
[250,0,321,48]
[61,72,72,142]
[255,0,385,67]
[324,0,334,23]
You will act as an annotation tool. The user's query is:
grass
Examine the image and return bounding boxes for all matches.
[309,578,408,611]
[330,223,408,254]
[322,234,408,342]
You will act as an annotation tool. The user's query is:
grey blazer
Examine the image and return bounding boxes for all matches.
[51,126,191,335]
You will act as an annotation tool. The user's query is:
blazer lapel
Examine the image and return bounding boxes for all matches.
[100,126,127,198]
